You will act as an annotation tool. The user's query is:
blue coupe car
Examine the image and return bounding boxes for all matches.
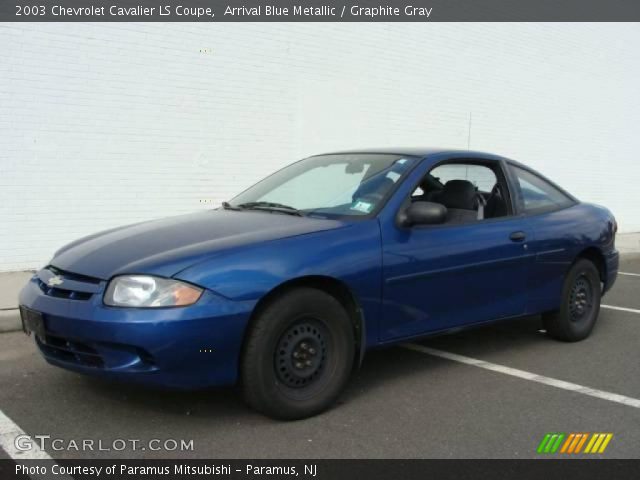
[20,148,619,419]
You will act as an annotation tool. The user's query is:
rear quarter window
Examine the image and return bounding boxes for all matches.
[511,165,575,214]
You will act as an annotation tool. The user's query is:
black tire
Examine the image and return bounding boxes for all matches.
[241,288,355,420]
[543,259,601,342]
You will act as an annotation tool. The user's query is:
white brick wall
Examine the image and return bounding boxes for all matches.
[1,23,639,271]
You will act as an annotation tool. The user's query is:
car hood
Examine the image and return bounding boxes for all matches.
[51,210,346,280]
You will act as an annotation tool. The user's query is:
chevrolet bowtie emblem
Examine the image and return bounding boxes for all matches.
[47,275,64,287]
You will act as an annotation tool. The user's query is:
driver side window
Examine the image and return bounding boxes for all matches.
[431,164,497,192]
[411,161,511,224]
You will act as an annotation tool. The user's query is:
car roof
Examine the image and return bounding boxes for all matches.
[313,147,509,160]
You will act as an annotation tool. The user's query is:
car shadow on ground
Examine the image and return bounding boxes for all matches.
[415,314,548,355]
[78,376,248,419]
[345,315,547,399]
[74,315,547,422]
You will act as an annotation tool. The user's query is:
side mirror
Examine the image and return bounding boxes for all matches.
[399,201,447,227]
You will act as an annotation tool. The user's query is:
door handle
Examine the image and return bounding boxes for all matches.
[510,231,526,242]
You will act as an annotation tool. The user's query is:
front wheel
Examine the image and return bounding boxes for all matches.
[543,259,601,342]
[241,288,355,420]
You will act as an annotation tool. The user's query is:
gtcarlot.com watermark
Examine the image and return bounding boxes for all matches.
[15,434,194,452]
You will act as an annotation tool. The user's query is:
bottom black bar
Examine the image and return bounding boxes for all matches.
[2,459,639,480]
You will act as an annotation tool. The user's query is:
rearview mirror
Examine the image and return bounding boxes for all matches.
[345,162,365,174]
[399,201,447,227]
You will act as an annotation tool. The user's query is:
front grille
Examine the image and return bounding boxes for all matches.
[38,334,157,372]
[36,266,102,301]
[39,334,104,368]
[37,279,93,300]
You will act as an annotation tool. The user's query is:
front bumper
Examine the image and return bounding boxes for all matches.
[19,274,254,389]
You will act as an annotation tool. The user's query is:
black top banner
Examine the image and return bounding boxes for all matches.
[3,0,640,22]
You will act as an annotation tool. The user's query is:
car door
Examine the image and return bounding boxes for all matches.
[379,158,533,341]
[507,163,582,314]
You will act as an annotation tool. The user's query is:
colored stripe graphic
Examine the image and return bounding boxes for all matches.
[560,433,575,453]
[585,433,614,454]
[539,433,613,454]
[550,433,565,453]
[545,434,558,453]
[567,434,582,453]
[598,434,613,453]
[574,433,589,453]
[584,433,598,453]
[537,434,552,453]
[537,433,565,453]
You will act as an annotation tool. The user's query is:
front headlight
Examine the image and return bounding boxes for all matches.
[104,275,203,307]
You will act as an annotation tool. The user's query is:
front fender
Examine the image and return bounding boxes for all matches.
[173,220,383,346]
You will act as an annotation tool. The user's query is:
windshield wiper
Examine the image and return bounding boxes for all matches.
[221,201,242,211]
[235,201,305,216]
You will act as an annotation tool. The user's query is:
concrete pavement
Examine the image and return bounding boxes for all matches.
[616,232,640,254]
[0,271,32,332]
[0,271,33,310]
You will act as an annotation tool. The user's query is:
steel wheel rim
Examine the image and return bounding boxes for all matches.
[274,319,327,388]
[569,274,593,322]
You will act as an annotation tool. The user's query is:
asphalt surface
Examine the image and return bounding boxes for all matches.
[0,256,639,459]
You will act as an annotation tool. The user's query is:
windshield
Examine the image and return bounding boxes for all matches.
[228,154,417,217]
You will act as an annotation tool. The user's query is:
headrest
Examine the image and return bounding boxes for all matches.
[439,180,477,210]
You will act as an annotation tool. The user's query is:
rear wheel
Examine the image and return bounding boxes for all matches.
[241,288,355,420]
[543,259,601,342]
